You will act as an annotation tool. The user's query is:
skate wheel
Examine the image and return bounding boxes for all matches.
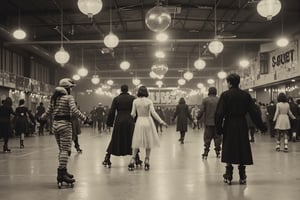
[58,182,62,189]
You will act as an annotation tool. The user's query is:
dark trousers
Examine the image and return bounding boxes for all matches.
[249,127,255,141]
[73,134,80,150]
[97,119,105,132]
[203,126,221,152]
[268,120,275,137]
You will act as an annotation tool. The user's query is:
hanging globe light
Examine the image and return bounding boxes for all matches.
[145,6,172,32]
[156,74,164,79]
[151,61,168,76]
[91,75,100,84]
[132,78,141,86]
[276,36,289,47]
[155,50,166,58]
[72,74,81,81]
[156,80,163,88]
[178,78,186,86]
[13,28,26,40]
[257,0,281,21]
[78,0,103,18]
[194,58,206,70]
[149,71,157,79]
[55,47,70,66]
[217,71,227,80]
[104,32,119,48]
[197,83,204,89]
[78,66,88,77]
[120,60,130,71]
[207,79,215,84]
[156,32,169,42]
[208,39,224,55]
[107,79,114,86]
[239,59,250,69]
[183,71,194,81]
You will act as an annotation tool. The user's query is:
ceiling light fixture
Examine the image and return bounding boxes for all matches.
[197,83,204,89]
[132,78,141,86]
[151,60,168,76]
[217,54,227,79]
[155,50,165,58]
[207,79,215,84]
[54,5,70,66]
[78,0,103,19]
[183,54,193,81]
[120,48,130,71]
[178,78,186,86]
[276,3,289,47]
[104,0,119,48]
[107,79,114,86]
[13,9,26,40]
[156,80,163,88]
[257,0,281,21]
[208,0,224,56]
[78,49,88,77]
[194,43,206,70]
[156,32,169,42]
[145,2,172,32]
[72,74,81,81]
[91,75,100,84]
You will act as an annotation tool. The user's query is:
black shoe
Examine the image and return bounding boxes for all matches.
[128,158,135,171]
[135,153,143,167]
[3,145,11,153]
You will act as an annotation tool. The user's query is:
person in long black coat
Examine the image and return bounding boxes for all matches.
[172,97,193,144]
[0,97,14,152]
[102,84,141,167]
[215,73,267,185]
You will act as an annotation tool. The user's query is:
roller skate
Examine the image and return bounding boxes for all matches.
[238,165,247,185]
[144,157,150,171]
[57,168,75,189]
[223,165,233,185]
[283,140,288,152]
[215,149,221,158]
[135,153,143,168]
[275,141,280,152]
[102,154,112,168]
[292,132,297,142]
[202,149,209,160]
[20,140,24,149]
[3,145,11,153]
[76,147,82,153]
[128,158,135,171]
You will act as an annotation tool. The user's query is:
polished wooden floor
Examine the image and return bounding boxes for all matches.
[0,126,300,200]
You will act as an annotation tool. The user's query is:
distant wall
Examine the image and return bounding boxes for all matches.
[74,92,113,113]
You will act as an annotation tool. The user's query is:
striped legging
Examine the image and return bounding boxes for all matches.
[53,120,72,168]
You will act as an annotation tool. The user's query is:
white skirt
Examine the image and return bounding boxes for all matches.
[275,114,291,130]
[131,116,160,148]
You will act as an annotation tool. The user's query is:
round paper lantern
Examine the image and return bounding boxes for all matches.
[104,32,119,48]
[194,58,206,70]
[151,61,168,76]
[257,0,281,21]
[120,60,130,71]
[208,39,224,55]
[55,47,70,65]
[183,71,194,81]
[91,75,100,84]
[217,71,227,79]
[78,0,103,18]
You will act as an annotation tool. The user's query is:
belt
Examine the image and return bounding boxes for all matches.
[54,115,71,121]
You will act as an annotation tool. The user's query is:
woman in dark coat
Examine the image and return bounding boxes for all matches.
[15,99,34,148]
[0,97,14,152]
[172,97,193,144]
[102,84,141,167]
[215,73,267,185]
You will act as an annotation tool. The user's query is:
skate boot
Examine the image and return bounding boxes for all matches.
[102,154,112,168]
[275,141,280,152]
[223,165,233,185]
[20,140,24,149]
[144,157,150,171]
[238,165,247,185]
[202,149,209,160]
[3,145,11,153]
[216,150,221,158]
[283,139,288,152]
[135,153,143,167]
[128,158,135,171]
[292,132,297,142]
[57,168,75,189]
[65,169,74,179]
[76,147,82,153]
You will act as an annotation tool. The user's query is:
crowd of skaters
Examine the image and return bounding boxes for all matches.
[0,73,300,187]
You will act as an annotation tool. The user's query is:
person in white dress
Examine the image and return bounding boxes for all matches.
[128,86,167,171]
[273,93,296,152]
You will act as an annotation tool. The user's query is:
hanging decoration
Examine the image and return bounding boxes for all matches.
[13,9,26,40]
[178,78,186,86]
[72,74,81,81]
[156,80,163,88]
[78,0,103,19]
[257,0,281,21]
[132,78,141,86]
[91,75,100,84]
[104,0,119,48]
[207,79,215,84]
[151,61,168,76]
[107,79,114,85]
[145,4,171,32]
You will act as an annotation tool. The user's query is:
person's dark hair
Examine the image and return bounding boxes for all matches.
[296,99,300,104]
[137,86,149,97]
[288,96,295,104]
[179,97,186,104]
[252,98,257,103]
[208,87,217,95]
[277,93,287,102]
[270,100,274,104]
[19,99,25,106]
[3,97,12,107]
[121,84,128,93]
[226,73,240,87]
[40,102,43,106]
